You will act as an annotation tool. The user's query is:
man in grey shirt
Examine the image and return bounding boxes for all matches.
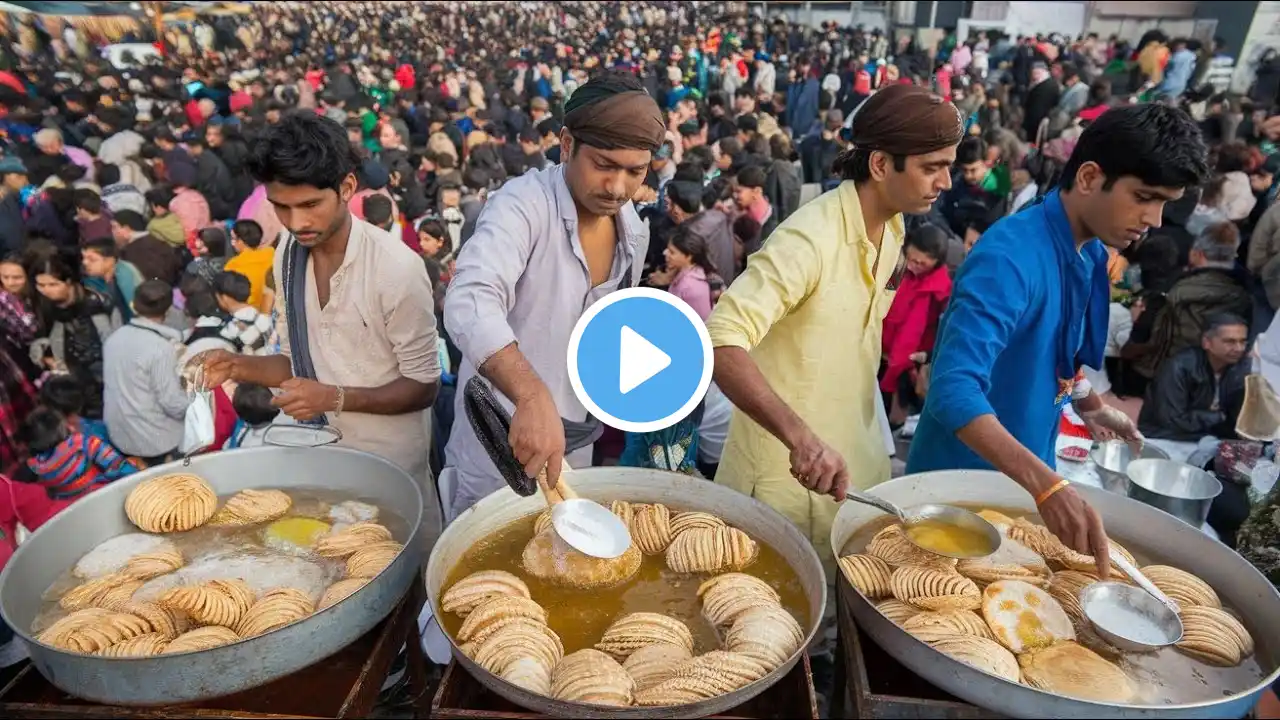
[443,73,665,517]
[102,279,188,464]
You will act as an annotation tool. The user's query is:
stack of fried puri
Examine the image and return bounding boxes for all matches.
[455,595,563,695]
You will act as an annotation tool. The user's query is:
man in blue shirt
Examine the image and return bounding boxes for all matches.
[909,105,1210,572]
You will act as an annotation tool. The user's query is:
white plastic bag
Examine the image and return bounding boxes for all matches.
[179,390,215,454]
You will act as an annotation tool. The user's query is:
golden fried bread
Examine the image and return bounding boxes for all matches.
[632,503,674,555]
[670,511,726,537]
[159,579,256,628]
[457,596,548,643]
[522,527,642,590]
[121,549,184,581]
[665,526,758,574]
[838,554,894,600]
[596,612,694,660]
[724,605,804,669]
[59,572,141,612]
[208,489,293,526]
[125,473,218,533]
[928,635,1020,683]
[1176,606,1254,666]
[473,621,564,675]
[956,535,1050,588]
[315,522,394,558]
[1018,642,1137,703]
[901,611,994,640]
[161,625,240,654]
[624,643,694,692]
[699,572,782,628]
[441,570,531,617]
[344,541,403,578]
[634,650,772,706]
[890,566,981,611]
[234,588,315,638]
[874,598,920,625]
[1140,565,1221,609]
[318,578,370,611]
[1046,570,1098,622]
[550,648,635,706]
[98,632,170,657]
[119,601,188,638]
[981,580,1075,653]
[501,655,553,695]
[610,501,638,528]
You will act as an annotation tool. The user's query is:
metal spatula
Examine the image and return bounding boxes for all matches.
[462,377,630,558]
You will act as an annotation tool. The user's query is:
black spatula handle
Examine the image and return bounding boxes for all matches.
[463,376,538,497]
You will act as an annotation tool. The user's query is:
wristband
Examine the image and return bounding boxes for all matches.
[1071,376,1093,401]
[334,386,346,417]
[1035,479,1071,506]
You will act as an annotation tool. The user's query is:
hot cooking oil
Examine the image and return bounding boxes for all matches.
[439,512,810,654]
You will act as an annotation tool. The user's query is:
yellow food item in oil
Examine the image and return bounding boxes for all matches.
[265,517,332,549]
[905,519,992,558]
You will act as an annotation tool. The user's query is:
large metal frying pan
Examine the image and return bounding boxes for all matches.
[830,470,1280,719]
[426,466,827,719]
[0,446,424,705]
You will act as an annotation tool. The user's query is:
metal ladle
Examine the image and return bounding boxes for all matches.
[463,377,631,559]
[845,488,1002,559]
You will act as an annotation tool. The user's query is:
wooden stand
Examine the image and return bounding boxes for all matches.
[0,581,432,719]
[833,580,995,719]
[431,654,820,719]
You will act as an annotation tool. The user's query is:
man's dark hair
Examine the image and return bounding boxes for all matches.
[1203,312,1248,338]
[536,117,563,137]
[184,289,222,319]
[737,165,767,189]
[145,185,175,210]
[363,194,394,228]
[198,226,228,256]
[247,111,362,191]
[114,209,147,232]
[838,148,907,182]
[39,375,85,417]
[1059,104,1209,191]
[21,407,68,454]
[418,219,446,240]
[82,237,118,259]
[956,137,986,166]
[1061,62,1080,82]
[667,181,703,215]
[685,145,715,173]
[232,219,264,248]
[213,270,252,303]
[734,86,755,99]
[133,279,173,317]
[719,136,743,158]
[97,163,121,187]
[73,188,103,215]
[233,382,280,427]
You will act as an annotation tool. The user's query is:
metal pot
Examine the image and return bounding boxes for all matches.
[1091,441,1170,494]
[0,446,424,705]
[830,469,1280,720]
[426,467,827,719]
[1126,459,1223,527]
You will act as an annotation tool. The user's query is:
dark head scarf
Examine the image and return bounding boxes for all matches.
[563,73,665,153]
[849,84,964,156]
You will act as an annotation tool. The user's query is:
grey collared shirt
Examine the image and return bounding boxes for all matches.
[443,163,649,516]
[102,317,188,457]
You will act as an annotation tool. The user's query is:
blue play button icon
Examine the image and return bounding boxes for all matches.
[568,288,713,433]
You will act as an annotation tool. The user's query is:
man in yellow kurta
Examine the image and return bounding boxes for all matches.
[704,85,965,566]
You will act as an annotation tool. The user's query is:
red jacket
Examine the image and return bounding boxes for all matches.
[880,265,952,393]
[1,475,71,573]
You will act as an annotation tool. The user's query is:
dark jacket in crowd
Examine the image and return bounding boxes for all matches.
[212,135,255,209]
[1135,266,1253,379]
[684,208,739,286]
[0,191,25,255]
[765,159,801,224]
[194,150,237,219]
[799,133,841,184]
[932,174,1008,238]
[1022,78,1061,141]
[1138,346,1247,441]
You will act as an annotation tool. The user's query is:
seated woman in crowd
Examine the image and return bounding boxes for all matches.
[653,224,721,320]
[881,224,952,426]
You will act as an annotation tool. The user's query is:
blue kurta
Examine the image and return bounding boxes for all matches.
[907,191,1109,473]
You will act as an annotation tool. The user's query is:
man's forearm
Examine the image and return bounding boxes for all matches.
[344,377,438,415]
[955,414,1056,497]
[478,343,550,404]
[712,346,809,449]
[1072,390,1103,415]
[231,354,294,388]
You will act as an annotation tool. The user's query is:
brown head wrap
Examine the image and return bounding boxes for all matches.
[849,84,964,156]
[563,74,665,153]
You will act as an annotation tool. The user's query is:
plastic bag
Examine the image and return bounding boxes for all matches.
[179,390,214,454]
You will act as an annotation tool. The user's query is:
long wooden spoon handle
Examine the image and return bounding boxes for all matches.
[536,467,577,506]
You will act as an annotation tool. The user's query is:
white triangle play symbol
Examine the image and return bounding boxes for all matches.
[619,325,671,394]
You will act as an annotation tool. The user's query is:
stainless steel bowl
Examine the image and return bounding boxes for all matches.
[1081,581,1184,653]
[427,466,826,719]
[0,446,424,705]
[1126,459,1223,527]
[831,469,1280,719]
[1091,441,1170,493]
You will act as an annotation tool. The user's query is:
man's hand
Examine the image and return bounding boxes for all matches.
[1080,405,1144,454]
[201,349,240,388]
[788,430,850,501]
[1038,481,1110,580]
[510,388,566,485]
[273,378,339,421]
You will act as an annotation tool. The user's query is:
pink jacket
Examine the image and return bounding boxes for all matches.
[171,187,211,253]
[668,266,713,321]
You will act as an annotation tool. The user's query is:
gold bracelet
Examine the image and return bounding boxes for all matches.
[334,386,346,417]
[1034,479,1071,507]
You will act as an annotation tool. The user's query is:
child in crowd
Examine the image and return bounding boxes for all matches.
[39,376,109,442]
[20,407,137,500]
[225,382,285,449]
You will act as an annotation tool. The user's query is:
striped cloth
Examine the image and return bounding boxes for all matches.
[27,434,137,500]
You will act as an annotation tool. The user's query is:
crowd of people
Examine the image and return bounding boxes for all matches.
[0,3,1277,712]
